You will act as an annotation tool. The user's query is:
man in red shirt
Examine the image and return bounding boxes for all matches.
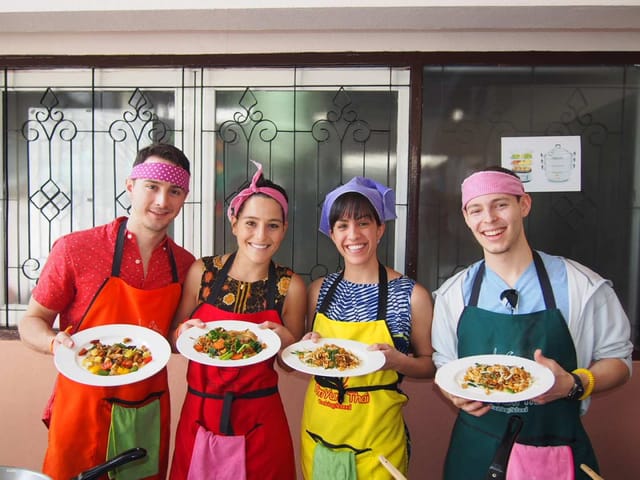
[19,143,196,480]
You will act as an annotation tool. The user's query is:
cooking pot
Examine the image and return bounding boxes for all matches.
[541,144,575,182]
[0,448,146,480]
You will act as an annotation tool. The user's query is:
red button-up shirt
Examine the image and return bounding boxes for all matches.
[32,216,195,329]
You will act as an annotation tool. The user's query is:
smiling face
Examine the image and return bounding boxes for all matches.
[231,194,287,264]
[330,213,385,267]
[462,193,531,257]
[126,157,188,235]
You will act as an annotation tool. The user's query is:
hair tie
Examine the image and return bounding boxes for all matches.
[227,160,288,221]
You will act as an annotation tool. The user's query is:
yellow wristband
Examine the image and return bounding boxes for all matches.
[573,368,595,400]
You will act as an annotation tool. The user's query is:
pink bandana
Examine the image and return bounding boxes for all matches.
[227,160,288,221]
[461,171,525,208]
[129,162,190,192]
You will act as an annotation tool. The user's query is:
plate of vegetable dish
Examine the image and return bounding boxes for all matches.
[54,324,171,387]
[281,338,386,377]
[176,320,281,367]
[435,354,554,403]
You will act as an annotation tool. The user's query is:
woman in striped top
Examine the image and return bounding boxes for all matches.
[299,176,435,480]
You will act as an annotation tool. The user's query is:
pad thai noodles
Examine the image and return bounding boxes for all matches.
[293,343,361,371]
[461,362,532,394]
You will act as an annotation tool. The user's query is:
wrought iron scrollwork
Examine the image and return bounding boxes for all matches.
[219,88,278,146]
[108,88,169,146]
[312,87,371,144]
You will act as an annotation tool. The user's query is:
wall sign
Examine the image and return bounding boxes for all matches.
[501,135,581,192]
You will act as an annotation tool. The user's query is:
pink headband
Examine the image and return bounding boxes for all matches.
[461,171,525,208]
[227,160,288,221]
[130,162,190,192]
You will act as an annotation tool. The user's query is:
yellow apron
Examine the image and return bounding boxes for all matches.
[300,266,409,479]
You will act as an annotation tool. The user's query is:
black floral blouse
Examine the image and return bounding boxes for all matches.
[198,255,294,315]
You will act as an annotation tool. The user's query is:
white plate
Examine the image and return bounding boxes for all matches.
[54,324,171,387]
[435,354,554,403]
[281,338,386,377]
[176,320,281,367]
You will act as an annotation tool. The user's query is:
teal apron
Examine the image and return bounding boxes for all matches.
[444,251,598,480]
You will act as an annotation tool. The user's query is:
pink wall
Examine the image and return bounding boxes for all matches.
[0,339,637,478]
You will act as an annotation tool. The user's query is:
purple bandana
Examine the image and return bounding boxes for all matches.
[319,176,396,236]
[227,160,289,221]
[129,162,190,192]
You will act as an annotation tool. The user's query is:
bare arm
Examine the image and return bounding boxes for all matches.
[18,297,71,354]
[271,272,307,370]
[373,281,436,379]
[168,259,206,350]
[300,278,323,340]
[277,272,307,346]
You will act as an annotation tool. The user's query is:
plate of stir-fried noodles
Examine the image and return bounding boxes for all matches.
[435,354,554,403]
[282,338,386,377]
[177,320,281,367]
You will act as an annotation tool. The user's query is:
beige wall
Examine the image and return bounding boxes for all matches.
[0,339,638,478]
[1,3,640,55]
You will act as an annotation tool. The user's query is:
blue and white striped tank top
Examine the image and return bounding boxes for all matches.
[316,272,416,354]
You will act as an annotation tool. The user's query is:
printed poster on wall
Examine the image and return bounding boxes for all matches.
[501,136,581,192]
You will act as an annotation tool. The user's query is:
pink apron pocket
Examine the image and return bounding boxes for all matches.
[506,443,574,480]
[187,425,246,480]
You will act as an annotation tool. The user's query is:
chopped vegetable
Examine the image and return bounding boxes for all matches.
[193,327,265,361]
[78,338,152,376]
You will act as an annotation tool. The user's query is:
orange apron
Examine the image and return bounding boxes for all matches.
[43,221,182,480]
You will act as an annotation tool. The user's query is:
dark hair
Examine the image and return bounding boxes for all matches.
[235,173,289,218]
[478,165,520,179]
[328,192,380,230]
[133,143,190,174]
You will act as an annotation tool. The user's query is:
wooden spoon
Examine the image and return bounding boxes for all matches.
[378,455,407,480]
[580,464,604,480]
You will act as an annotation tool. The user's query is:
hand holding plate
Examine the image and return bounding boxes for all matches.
[530,348,574,405]
[302,331,322,342]
[259,320,295,350]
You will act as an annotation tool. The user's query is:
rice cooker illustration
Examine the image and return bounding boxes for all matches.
[541,143,575,182]
[510,151,533,182]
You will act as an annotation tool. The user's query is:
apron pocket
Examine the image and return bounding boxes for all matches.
[506,443,574,480]
[187,424,246,480]
[107,398,161,480]
[312,443,357,480]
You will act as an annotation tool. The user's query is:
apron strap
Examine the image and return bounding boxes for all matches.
[468,262,485,307]
[208,251,277,310]
[313,376,400,404]
[187,386,279,435]
[112,220,179,282]
[104,391,164,406]
[532,250,557,310]
[468,251,557,310]
[318,262,388,320]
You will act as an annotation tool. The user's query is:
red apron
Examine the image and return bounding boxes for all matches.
[169,253,296,480]
[43,221,182,480]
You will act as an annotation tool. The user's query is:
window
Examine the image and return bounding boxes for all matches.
[0,66,409,327]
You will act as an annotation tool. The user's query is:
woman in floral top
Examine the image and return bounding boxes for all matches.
[169,161,306,480]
